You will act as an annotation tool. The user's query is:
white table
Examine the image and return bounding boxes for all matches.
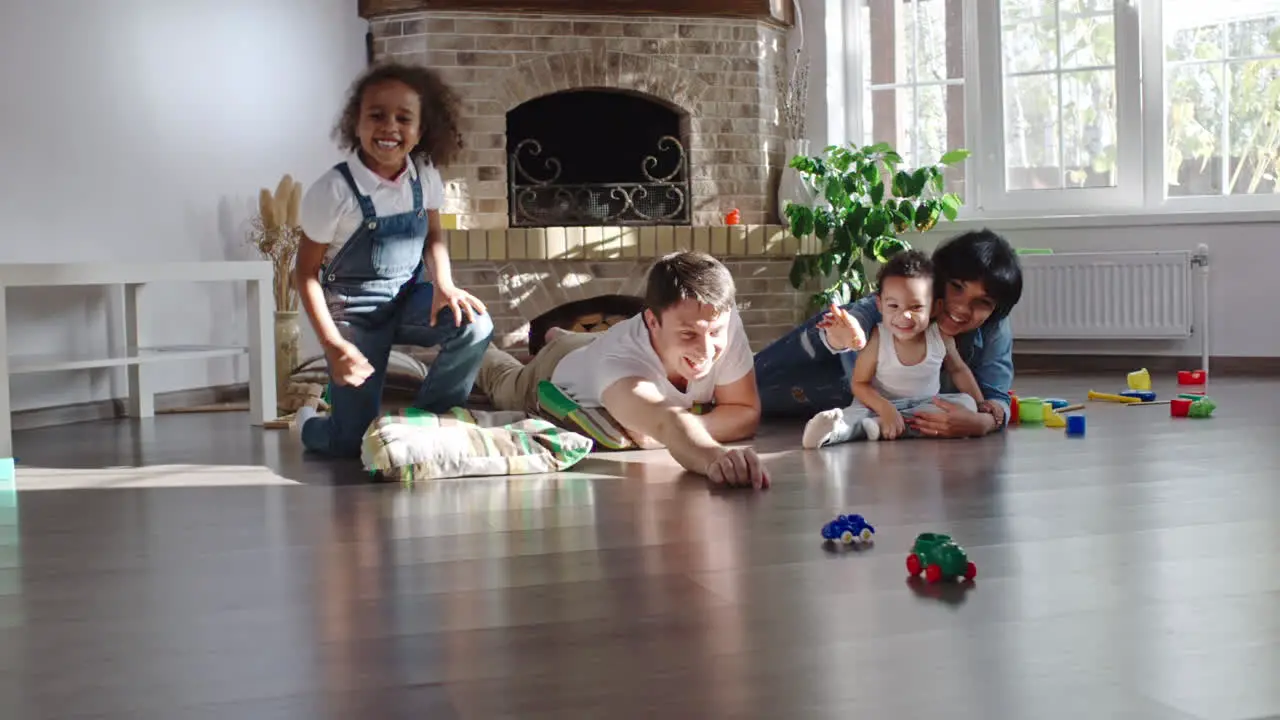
[0,261,278,459]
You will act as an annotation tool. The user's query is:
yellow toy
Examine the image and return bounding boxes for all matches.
[1127,368,1151,391]
[1044,410,1066,428]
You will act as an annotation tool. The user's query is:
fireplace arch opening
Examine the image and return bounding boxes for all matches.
[506,89,691,228]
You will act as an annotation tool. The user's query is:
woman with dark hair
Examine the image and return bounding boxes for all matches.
[753,229,1024,439]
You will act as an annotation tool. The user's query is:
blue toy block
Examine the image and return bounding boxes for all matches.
[1045,398,1070,409]
[1065,415,1086,437]
[1120,390,1156,402]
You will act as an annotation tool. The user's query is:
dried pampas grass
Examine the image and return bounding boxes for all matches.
[247,174,303,312]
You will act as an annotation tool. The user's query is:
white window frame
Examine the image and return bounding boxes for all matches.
[835,0,1280,222]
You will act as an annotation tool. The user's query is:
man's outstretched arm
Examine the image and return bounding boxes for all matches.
[601,377,768,488]
[699,369,761,443]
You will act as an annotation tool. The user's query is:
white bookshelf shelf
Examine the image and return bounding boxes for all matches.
[0,261,278,459]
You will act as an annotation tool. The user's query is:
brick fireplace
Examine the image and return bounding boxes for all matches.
[361,1,817,357]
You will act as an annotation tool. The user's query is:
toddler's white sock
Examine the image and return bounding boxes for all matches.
[861,418,881,441]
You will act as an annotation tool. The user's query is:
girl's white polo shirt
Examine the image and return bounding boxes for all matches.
[299,153,446,263]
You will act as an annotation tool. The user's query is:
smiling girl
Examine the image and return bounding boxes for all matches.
[291,63,493,458]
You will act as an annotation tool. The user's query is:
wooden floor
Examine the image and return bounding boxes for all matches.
[2,373,1278,719]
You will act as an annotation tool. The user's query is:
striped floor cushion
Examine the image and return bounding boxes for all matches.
[361,407,593,484]
[535,381,637,450]
[533,381,713,450]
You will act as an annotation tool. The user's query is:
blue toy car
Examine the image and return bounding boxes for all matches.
[821,514,876,544]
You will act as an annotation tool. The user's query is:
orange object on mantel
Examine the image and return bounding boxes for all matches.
[725,209,740,225]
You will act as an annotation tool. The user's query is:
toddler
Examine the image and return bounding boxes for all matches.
[802,250,984,448]
[291,62,493,458]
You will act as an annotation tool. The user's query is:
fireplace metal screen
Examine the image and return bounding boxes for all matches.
[508,136,690,227]
[505,89,691,228]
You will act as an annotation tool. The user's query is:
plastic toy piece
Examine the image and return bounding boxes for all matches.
[1018,397,1045,423]
[1044,398,1070,409]
[1127,368,1151,391]
[1009,393,1020,425]
[1088,390,1142,404]
[1178,369,1207,385]
[822,514,876,544]
[1044,410,1066,428]
[1171,397,1192,417]
[1065,415,1086,437]
[1120,390,1156,402]
[1188,396,1217,418]
[724,209,741,225]
[906,532,976,583]
[1178,392,1205,399]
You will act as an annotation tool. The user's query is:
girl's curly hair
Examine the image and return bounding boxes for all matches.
[334,62,464,168]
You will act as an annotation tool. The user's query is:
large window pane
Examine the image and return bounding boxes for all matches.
[1164,0,1280,197]
[1061,70,1117,187]
[1003,18,1058,75]
[1166,64,1226,197]
[861,0,968,195]
[1060,12,1114,69]
[999,0,1118,191]
[1004,74,1060,190]
[1226,59,1280,195]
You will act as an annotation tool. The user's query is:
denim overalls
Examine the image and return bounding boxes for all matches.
[299,161,494,458]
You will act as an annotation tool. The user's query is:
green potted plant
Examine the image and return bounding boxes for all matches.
[782,142,970,312]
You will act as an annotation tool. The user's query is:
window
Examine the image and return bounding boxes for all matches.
[1164,0,1280,199]
[843,0,1280,218]
[856,0,968,196]
[999,0,1118,191]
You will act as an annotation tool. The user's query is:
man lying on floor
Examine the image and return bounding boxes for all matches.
[476,251,769,489]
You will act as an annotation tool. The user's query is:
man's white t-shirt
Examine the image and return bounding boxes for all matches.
[299,153,446,263]
[550,307,755,409]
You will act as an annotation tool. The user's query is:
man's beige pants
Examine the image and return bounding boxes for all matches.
[476,331,600,415]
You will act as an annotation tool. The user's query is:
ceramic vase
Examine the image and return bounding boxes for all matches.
[777,138,818,223]
[273,310,302,401]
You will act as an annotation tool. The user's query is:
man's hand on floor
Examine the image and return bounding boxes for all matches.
[705,447,769,489]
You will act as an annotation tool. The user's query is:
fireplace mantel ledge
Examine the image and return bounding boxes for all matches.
[444,224,814,261]
[358,0,793,25]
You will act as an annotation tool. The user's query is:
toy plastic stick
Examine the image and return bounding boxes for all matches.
[1088,390,1142,404]
[1126,400,1172,407]
[1057,403,1085,413]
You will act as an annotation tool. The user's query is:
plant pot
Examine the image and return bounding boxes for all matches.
[273,310,302,402]
[777,138,818,222]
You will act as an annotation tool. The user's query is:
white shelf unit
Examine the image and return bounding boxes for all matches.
[0,261,278,459]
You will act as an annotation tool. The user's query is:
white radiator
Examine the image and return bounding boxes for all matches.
[1008,246,1211,367]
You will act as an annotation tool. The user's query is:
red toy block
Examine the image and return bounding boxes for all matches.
[1171,398,1192,417]
[1177,369,1206,385]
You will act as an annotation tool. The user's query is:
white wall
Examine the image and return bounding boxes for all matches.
[0,0,368,411]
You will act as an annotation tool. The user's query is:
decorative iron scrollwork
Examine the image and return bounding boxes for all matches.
[508,135,691,227]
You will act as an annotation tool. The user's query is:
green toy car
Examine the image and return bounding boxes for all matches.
[906,532,977,583]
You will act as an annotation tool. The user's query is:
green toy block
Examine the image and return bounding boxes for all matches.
[1188,396,1217,418]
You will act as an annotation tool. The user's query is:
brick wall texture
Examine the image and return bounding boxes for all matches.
[369,12,789,229]
[452,258,811,356]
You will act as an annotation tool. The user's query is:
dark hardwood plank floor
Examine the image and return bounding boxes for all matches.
[1,373,1277,719]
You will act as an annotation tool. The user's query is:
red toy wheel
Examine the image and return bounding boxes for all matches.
[906,554,922,576]
[925,564,942,583]
[964,562,977,580]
